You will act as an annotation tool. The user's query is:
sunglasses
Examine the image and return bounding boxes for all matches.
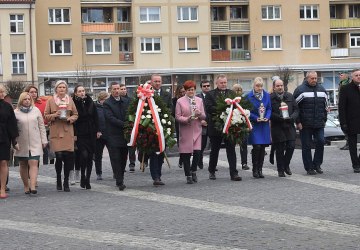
[202,85,210,87]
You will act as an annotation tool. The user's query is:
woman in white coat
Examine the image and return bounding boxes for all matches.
[14,92,47,194]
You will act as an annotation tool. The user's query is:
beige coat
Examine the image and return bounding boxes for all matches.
[14,107,47,157]
[44,97,78,152]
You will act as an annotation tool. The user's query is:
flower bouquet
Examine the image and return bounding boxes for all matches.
[213,93,253,145]
[125,82,176,170]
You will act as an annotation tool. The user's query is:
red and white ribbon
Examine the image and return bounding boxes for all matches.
[127,83,165,154]
[222,97,253,134]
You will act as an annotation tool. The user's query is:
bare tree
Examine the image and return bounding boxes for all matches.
[273,67,295,91]
[75,64,92,89]
[5,81,27,100]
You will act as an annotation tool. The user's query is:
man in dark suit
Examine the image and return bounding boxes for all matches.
[150,74,172,186]
[196,80,211,169]
[339,69,360,173]
[103,82,129,191]
[205,74,242,181]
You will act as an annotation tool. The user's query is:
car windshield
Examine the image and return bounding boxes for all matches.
[326,119,337,128]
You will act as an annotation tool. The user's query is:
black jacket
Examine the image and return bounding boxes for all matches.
[73,94,99,137]
[196,92,208,135]
[103,95,129,147]
[293,80,328,128]
[95,101,107,139]
[205,88,235,136]
[270,92,299,143]
[0,99,18,145]
[338,81,360,135]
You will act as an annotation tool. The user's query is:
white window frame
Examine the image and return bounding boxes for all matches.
[177,6,198,22]
[300,5,319,20]
[231,36,244,49]
[349,5,360,18]
[48,8,71,24]
[11,53,26,74]
[50,40,72,55]
[140,7,161,23]
[10,14,24,33]
[331,34,338,48]
[261,6,281,20]
[140,37,161,53]
[262,35,282,50]
[350,33,360,48]
[178,37,199,52]
[301,34,320,49]
[86,39,111,54]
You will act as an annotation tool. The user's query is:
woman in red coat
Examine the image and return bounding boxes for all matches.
[175,80,206,184]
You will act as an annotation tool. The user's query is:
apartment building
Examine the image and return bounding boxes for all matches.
[0,0,37,85]
[35,0,360,106]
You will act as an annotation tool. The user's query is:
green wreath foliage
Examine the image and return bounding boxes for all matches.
[124,94,176,155]
[213,92,253,145]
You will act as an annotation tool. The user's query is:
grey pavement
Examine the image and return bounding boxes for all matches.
[1,145,360,250]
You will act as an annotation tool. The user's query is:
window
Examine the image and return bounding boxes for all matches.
[86,39,111,53]
[10,14,24,33]
[140,37,161,53]
[350,33,360,48]
[262,35,281,50]
[140,7,160,22]
[119,38,131,52]
[117,7,130,22]
[12,53,25,74]
[177,7,198,22]
[48,9,70,23]
[330,5,336,19]
[81,8,112,23]
[301,35,319,49]
[50,40,71,55]
[230,6,244,19]
[262,6,281,20]
[349,5,360,18]
[300,5,319,19]
[179,37,198,52]
[331,34,338,48]
[231,36,244,49]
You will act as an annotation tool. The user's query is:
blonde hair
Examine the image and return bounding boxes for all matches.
[97,91,109,101]
[0,84,6,94]
[17,92,34,109]
[253,77,264,87]
[232,83,243,93]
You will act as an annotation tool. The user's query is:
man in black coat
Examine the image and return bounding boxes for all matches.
[196,80,211,169]
[205,74,242,181]
[149,74,172,186]
[104,82,130,190]
[270,79,299,177]
[339,69,360,173]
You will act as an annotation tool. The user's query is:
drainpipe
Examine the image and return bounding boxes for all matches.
[29,1,34,84]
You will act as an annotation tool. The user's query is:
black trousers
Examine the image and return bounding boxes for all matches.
[94,137,108,175]
[208,136,238,177]
[251,145,266,171]
[198,134,208,167]
[108,146,128,185]
[76,147,94,181]
[348,134,360,168]
[181,150,201,176]
[128,146,136,166]
[55,151,74,182]
[273,141,295,172]
[240,137,248,165]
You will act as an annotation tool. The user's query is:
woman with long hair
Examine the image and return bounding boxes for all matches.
[44,80,78,192]
[14,92,47,194]
[72,85,99,189]
[175,80,206,184]
[0,85,19,199]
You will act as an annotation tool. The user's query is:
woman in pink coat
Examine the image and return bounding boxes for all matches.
[175,80,206,184]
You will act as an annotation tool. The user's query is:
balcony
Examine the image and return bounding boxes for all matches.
[211,0,248,2]
[119,52,134,63]
[212,49,251,61]
[330,19,360,29]
[211,20,250,33]
[82,22,132,34]
[331,48,360,58]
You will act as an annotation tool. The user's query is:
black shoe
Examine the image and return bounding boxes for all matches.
[118,184,126,191]
[353,167,360,173]
[186,176,194,184]
[258,171,264,178]
[80,178,86,189]
[340,144,349,150]
[129,166,135,173]
[56,179,62,191]
[269,155,274,165]
[215,168,218,171]
[63,182,70,192]
[314,166,323,174]
[284,167,292,175]
[5,186,10,192]
[253,171,260,179]
[191,172,198,183]
[85,180,91,190]
[153,179,165,186]
[209,173,216,180]
[198,163,203,170]
[278,171,286,177]
[231,175,242,181]
[25,190,30,195]
[30,189,37,194]
[242,164,250,170]
[178,163,183,168]
[307,169,317,175]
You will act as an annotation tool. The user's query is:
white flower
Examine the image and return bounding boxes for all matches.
[167,128,171,131]
[164,114,168,118]
[147,110,152,114]
[155,105,159,109]
[161,119,166,124]
[141,115,146,119]
[146,115,152,119]
[167,121,171,125]
[167,131,171,135]
[157,108,161,113]
[144,103,148,107]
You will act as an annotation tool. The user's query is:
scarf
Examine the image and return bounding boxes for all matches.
[19,106,33,113]
[53,94,70,106]
[276,92,284,100]
[253,90,263,101]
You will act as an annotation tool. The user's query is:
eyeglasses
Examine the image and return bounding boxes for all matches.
[202,85,210,88]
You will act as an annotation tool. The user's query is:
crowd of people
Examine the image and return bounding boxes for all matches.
[1,69,360,199]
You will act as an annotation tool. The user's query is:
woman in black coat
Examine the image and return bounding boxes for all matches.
[0,85,19,199]
[73,85,99,189]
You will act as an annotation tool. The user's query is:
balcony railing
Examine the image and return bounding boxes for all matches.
[212,49,251,61]
[211,0,248,2]
[119,52,134,63]
[330,19,360,29]
[211,20,250,32]
[82,22,132,33]
[331,48,360,57]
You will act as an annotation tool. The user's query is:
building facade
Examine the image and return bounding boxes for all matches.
[0,0,37,86]
[34,0,360,106]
